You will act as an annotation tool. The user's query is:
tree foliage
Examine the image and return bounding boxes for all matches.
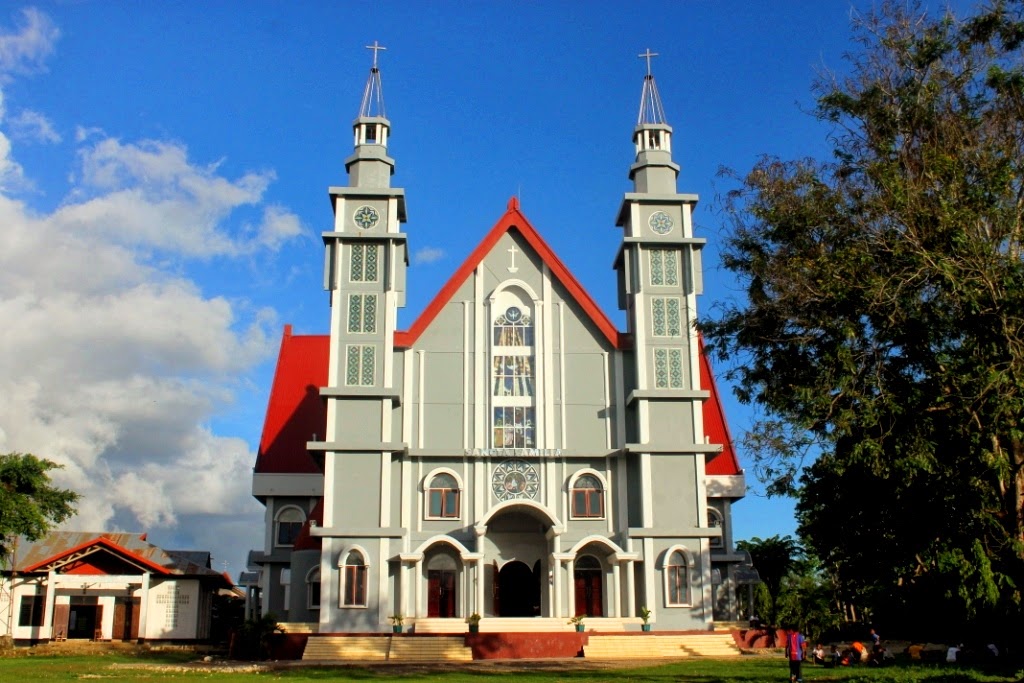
[737,535,802,625]
[703,1,1024,633]
[0,452,79,564]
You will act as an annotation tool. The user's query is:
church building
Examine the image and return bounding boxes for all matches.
[249,47,748,633]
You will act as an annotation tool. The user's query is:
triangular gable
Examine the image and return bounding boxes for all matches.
[23,536,171,576]
[395,197,626,349]
[255,325,328,474]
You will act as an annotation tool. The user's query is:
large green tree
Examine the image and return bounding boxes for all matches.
[703,0,1024,634]
[0,453,79,565]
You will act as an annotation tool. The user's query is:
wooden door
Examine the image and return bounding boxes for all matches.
[427,570,457,618]
[53,604,70,641]
[574,571,603,617]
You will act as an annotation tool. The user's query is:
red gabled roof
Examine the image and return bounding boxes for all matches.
[22,536,172,575]
[395,197,627,349]
[254,325,328,474]
[258,200,740,478]
[700,336,742,476]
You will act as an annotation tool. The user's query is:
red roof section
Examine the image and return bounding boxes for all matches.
[23,536,172,575]
[254,325,328,474]
[257,200,740,478]
[700,336,742,476]
[395,197,627,349]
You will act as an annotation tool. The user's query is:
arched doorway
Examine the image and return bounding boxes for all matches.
[496,560,540,617]
[574,555,603,617]
[427,553,458,618]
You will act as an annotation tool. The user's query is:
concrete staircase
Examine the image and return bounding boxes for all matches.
[300,634,473,662]
[301,635,391,662]
[277,622,318,634]
[584,632,742,660]
[389,636,474,662]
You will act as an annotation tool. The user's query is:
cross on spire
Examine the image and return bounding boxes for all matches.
[366,40,387,69]
[638,48,658,76]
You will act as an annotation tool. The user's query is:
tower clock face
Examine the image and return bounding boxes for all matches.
[353,205,380,229]
[648,210,674,235]
[491,459,540,501]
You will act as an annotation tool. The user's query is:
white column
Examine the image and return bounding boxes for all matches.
[611,564,622,618]
[625,561,636,617]
[43,570,57,639]
[566,559,575,616]
[138,573,151,641]
[552,558,562,618]
[413,559,423,617]
[400,562,409,618]
[475,557,485,617]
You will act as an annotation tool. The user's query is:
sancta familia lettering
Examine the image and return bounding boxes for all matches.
[463,448,562,458]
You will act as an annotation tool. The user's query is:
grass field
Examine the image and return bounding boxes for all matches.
[0,650,1020,683]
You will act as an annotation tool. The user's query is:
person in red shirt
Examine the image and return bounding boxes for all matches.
[785,627,808,683]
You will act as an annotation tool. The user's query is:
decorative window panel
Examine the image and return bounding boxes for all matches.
[492,355,535,397]
[346,345,375,386]
[350,244,379,282]
[652,297,682,337]
[654,348,685,389]
[347,293,378,333]
[650,249,680,287]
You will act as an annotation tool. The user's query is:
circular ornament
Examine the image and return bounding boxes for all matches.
[491,459,540,501]
[353,205,380,230]
[648,210,674,235]
[505,306,523,323]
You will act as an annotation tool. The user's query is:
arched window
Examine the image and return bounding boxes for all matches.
[491,297,536,448]
[707,508,724,548]
[275,506,305,547]
[340,549,368,607]
[306,567,321,610]
[427,472,461,519]
[570,474,605,519]
[664,549,691,606]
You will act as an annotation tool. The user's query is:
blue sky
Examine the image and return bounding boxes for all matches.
[0,1,969,576]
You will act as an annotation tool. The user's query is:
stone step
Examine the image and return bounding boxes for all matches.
[389,636,473,662]
[584,633,742,660]
[301,635,390,662]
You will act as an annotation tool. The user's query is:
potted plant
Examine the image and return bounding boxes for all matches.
[389,614,405,634]
[639,606,653,632]
[467,613,482,633]
[568,614,586,632]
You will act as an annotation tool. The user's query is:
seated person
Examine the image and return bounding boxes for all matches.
[812,644,826,665]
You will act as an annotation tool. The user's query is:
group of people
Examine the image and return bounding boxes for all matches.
[785,627,888,682]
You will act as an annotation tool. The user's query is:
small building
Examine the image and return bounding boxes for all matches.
[0,531,233,644]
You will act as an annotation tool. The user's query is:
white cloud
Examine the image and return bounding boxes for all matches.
[0,9,300,573]
[9,108,60,143]
[0,8,58,82]
[413,245,446,264]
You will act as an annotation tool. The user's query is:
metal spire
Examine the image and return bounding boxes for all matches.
[359,41,387,118]
[637,48,667,125]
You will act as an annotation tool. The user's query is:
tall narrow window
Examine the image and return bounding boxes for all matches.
[571,474,605,518]
[341,550,367,607]
[708,508,724,548]
[666,550,689,606]
[427,473,461,518]
[654,348,685,389]
[307,568,321,609]
[347,293,378,333]
[350,244,380,282]
[275,507,305,546]
[18,595,44,627]
[491,301,536,448]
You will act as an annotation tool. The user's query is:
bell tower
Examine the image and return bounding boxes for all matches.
[317,40,408,548]
[615,50,712,537]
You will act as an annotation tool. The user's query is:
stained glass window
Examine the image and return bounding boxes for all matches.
[493,407,536,448]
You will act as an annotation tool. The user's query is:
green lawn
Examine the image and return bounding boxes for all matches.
[0,651,1018,682]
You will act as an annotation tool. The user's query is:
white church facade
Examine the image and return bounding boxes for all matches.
[249,49,749,633]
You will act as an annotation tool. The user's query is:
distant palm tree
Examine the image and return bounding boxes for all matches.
[737,535,802,625]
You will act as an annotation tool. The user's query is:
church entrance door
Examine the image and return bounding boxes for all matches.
[497,560,540,617]
[427,570,457,618]
[573,556,603,617]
